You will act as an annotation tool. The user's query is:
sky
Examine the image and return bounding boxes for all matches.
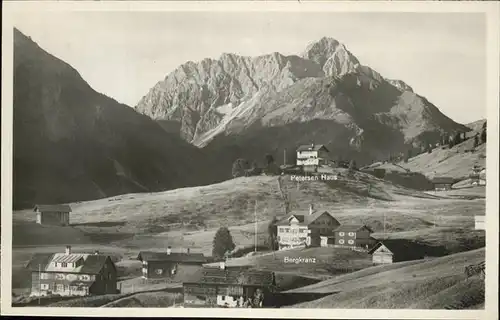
[13,11,486,124]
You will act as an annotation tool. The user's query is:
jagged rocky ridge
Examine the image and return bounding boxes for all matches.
[135,36,467,161]
[13,29,222,208]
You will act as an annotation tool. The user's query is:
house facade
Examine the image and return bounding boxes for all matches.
[137,247,207,280]
[369,240,448,264]
[475,216,485,230]
[332,225,375,249]
[34,204,71,226]
[26,246,118,297]
[431,177,455,191]
[296,144,329,172]
[276,205,341,251]
[183,263,276,308]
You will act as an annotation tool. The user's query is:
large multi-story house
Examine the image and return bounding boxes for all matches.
[183,262,276,308]
[296,143,330,172]
[26,246,118,297]
[137,247,207,280]
[332,225,376,249]
[276,205,341,250]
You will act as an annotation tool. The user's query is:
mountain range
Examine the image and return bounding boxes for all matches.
[13,29,221,209]
[13,30,475,207]
[135,37,469,165]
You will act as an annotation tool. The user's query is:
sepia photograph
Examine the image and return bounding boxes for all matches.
[1,1,499,318]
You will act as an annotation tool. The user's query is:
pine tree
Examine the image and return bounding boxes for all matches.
[212,227,236,260]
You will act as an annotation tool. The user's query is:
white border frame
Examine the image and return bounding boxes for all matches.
[2,1,499,319]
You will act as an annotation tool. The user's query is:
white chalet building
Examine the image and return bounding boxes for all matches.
[296,144,330,172]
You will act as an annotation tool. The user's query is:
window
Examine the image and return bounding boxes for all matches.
[56,284,64,291]
[348,232,355,237]
[61,263,68,268]
[41,284,49,290]
[79,274,91,281]
[156,269,163,275]
[40,273,49,280]
[339,232,345,236]
[55,273,65,280]
[339,239,345,244]
[221,296,225,301]
[348,240,354,245]
[142,260,148,265]
[70,286,79,291]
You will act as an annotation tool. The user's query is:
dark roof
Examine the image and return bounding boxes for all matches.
[34,204,72,213]
[296,144,329,152]
[137,251,207,263]
[334,224,373,233]
[185,267,275,286]
[79,255,112,274]
[25,253,55,271]
[431,177,455,184]
[277,211,339,226]
[25,253,113,275]
[368,239,448,257]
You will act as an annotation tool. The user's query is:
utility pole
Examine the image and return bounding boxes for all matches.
[254,200,257,253]
[283,149,286,166]
[38,264,41,305]
[383,212,386,237]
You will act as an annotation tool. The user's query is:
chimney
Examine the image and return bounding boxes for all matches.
[220,261,225,270]
[186,248,190,254]
[167,246,172,255]
[309,204,314,215]
[65,246,71,255]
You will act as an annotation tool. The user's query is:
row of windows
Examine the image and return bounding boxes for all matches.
[40,273,93,281]
[338,239,355,245]
[278,227,308,233]
[338,232,356,237]
[41,284,88,292]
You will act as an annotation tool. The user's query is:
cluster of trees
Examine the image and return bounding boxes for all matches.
[212,217,279,261]
[212,227,236,260]
[232,154,281,178]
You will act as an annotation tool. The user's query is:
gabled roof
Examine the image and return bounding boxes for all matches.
[368,239,448,257]
[276,211,339,227]
[25,252,113,275]
[137,251,207,264]
[185,267,275,286]
[431,177,455,184]
[334,224,373,233]
[307,211,340,225]
[34,204,72,213]
[296,144,329,152]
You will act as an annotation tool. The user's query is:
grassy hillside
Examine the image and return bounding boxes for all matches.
[286,248,485,309]
[205,247,374,278]
[12,171,484,253]
[366,129,486,180]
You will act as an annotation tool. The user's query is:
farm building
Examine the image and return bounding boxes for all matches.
[475,216,485,230]
[137,247,207,279]
[275,204,341,250]
[431,177,455,191]
[368,239,443,264]
[25,246,118,297]
[296,143,330,173]
[34,204,71,226]
[332,225,376,249]
[182,263,276,308]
